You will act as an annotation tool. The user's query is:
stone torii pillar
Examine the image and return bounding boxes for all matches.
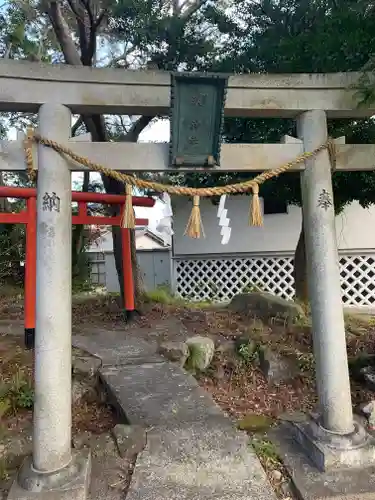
[8,103,91,499]
[299,109,353,434]
[291,110,372,471]
[34,103,73,473]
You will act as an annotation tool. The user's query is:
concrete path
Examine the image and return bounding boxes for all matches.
[73,330,277,500]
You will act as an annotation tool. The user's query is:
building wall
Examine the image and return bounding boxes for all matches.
[172,196,375,257]
[105,249,171,293]
[136,233,166,250]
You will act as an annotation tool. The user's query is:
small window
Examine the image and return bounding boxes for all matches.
[263,198,288,215]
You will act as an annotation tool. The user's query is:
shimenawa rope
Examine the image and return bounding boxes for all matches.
[24,129,335,238]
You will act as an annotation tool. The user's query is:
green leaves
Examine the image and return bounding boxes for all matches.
[107,0,232,71]
[180,0,375,209]
[0,370,34,417]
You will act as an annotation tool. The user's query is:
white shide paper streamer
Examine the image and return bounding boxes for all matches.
[217,195,231,245]
[155,193,174,246]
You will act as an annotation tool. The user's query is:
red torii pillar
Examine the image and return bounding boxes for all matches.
[0,186,154,348]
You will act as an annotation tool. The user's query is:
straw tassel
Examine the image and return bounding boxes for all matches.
[24,128,36,181]
[121,184,135,228]
[184,195,205,239]
[249,183,263,226]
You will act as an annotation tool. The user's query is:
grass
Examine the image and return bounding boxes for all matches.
[0,284,23,299]
[237,340,259,366]
[250,436,281,467]
[0,357,33,486]
[142,287,186,306]
[0,457,9,481]
[345,312,375,333]
[0,368,34,418]
[142,286,212,309]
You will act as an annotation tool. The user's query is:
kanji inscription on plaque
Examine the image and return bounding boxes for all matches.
[170,73,228,168]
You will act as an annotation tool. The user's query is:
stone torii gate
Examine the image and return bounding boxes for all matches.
[2,60,375,499]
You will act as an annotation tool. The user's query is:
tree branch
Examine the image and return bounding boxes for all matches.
[72,115,84,136]
[180,0,209,20]
[172,0,179,16]
[94,9,108,29]
[123,116,154,142]
[47,1,82,64]
[79,0,94,24]
[47,3,154,146]
[66,0,83,23]
[45,1,106,140]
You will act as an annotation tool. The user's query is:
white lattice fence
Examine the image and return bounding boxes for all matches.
[339,254,375,306]
[174,256,295,302]
[174,253,375,306]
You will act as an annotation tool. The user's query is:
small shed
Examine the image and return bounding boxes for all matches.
[87,226,171,292]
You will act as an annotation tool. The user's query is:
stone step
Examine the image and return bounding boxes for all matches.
[73,332,277,500]
[126,423,274,500]
[73,333,163,367]
[99,362,226,427]
[100,362,277,500]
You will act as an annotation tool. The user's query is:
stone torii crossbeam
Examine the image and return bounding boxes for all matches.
[1,60,375,499]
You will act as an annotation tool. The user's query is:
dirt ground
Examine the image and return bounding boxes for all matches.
[0,327,117,496]
[1,290,375,499]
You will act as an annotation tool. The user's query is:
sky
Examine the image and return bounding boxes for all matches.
[130,119,170,230]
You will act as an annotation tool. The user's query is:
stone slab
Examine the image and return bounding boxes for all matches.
[0,60,372,118]
[73,333,163,366]
[291,417,375,471]
[83,433,134,500]
[88,454,126,500]
[127,423,277,500]
[7,450,91,500]
[269,424,375,500]
[84,333,277,500]
[100,362,227,427]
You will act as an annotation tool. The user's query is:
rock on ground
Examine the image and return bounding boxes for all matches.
[349,354,375,392]
[229,292,304,326]
[216,340,236,355]
[112,424,147,459]
[157,341,189,367]
[73,355,102,377]
[238,414,274,432]
[72,379,97,403]
[186,336,215,371]
[258,347,299,384]
[361,400,375,428]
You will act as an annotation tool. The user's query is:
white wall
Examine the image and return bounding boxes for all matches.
[172,196,375,256]
[136,233,164,250]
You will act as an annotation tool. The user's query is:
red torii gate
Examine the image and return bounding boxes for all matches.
[0,186,155,348]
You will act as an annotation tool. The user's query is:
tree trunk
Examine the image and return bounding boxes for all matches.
[130,227,144,303]
[72,171,89,278]
[293,216,309,304]
[0,172,10,212]
[46,1,153,308]
[0,172,11,235]
[111,225,124,299]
